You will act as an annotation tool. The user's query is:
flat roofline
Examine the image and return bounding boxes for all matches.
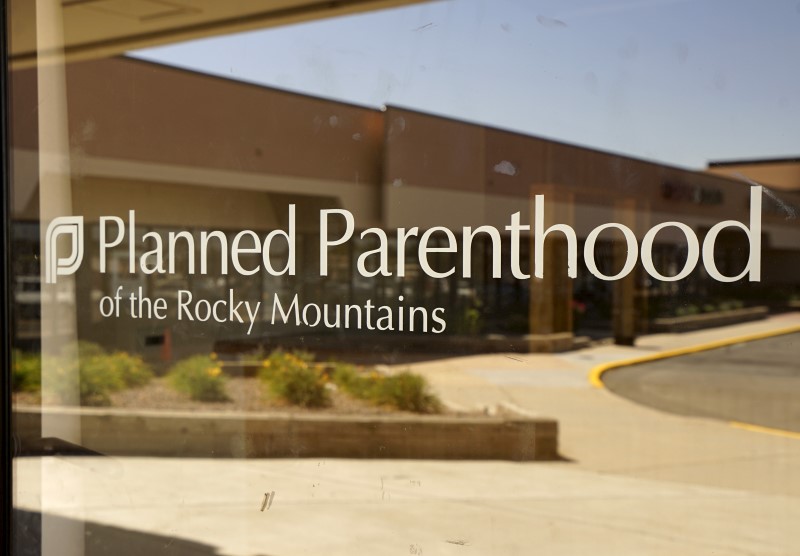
[119,54,381,113]
[709,157,800,167]
[383,103,713,174]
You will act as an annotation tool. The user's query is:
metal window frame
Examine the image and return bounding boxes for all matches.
[1,0,12,551]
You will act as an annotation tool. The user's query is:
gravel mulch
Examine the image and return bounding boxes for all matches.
[13,377,439,416]
[109,377,408,415]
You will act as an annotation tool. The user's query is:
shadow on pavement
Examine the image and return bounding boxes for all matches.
[13,509,273,556]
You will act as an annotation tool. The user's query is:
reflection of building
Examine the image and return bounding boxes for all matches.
[707,158,800,193]
[11,57,800,356]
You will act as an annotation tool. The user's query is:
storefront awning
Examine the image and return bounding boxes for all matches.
[10,0,430,68]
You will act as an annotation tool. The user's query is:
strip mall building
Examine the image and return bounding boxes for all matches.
[11,57,800,356]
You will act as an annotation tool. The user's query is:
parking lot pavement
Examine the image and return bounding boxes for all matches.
[603,333,800,433]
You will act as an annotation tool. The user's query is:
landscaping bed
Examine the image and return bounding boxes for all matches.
[12,343,559,461]
[12,343,445,416]
[14,376,433,416]
[13,375,560,461]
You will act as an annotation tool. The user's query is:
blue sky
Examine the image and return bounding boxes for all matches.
[131,0,800,169]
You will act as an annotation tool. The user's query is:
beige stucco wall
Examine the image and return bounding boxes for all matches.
[707,162,800,192]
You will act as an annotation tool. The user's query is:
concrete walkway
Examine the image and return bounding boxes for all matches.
[412,312,800,497]
[14,313,800,555]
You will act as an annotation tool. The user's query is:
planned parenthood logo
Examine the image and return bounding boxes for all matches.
[45,216,84,284]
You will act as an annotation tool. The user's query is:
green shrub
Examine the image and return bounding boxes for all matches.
[77,341,106,359]
[331,363,374,399]
[13,344,154,406]
[168,355,228,402]
[42,353,123,406]
[717,299,745,312]
[12,350,42,393]
[675,304,700,317]
[259,350,329,408]
[332,363,441,414]
[106,351,153,387]
[73,343,153,405]
[454,307,481,335]
[379,372,442,414]
[75,355,126,406]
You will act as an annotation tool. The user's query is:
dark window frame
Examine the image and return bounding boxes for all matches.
[1,0,13,552]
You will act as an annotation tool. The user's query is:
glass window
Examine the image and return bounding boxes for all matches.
[5,1,800,554]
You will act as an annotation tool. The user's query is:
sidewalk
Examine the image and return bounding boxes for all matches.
[14,313,800,555]
[410,312,800,496]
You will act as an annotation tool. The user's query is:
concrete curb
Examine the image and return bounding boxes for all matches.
[588,324,800,389]
[649,306,767,333]
[13,407,559,461]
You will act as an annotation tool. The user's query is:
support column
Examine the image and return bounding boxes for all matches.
[528,185,575,352]
[612,198,637,346]
[35,1,84,555]
[37,0,79,421]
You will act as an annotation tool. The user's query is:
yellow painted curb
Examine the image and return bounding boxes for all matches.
[729,421,800,440]
[588,323,800,389]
